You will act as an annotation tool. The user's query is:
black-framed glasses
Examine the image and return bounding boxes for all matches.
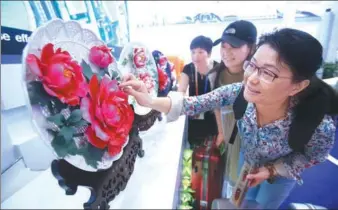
[243,60,291,83]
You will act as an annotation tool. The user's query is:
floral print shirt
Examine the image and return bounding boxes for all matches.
[168,82,336,184]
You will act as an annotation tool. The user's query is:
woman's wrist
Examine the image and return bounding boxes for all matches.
[148,96,174,114]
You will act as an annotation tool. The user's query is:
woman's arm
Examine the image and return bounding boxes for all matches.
[177,72,189,94]
[165,83,243,122]
[273,115,336,182]
[214,108,224,146]
[120,74,243,123]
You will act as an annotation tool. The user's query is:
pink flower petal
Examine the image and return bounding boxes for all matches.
[86,127,107,149]
[41,43,55,63]
[26,54,43,77]
[46,63,71,87]
[94,124,109,141]
[75,82,88,97]
[98,76,110,102]
[89,75,100,100]
[43,84,58,97]
[64,96,79,106]
[95,107,104,122]
[101,102,119,127]
[80,97,92,123]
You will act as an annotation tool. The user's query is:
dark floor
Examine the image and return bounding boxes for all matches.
[279,127,338,209]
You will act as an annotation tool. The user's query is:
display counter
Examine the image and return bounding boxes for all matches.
[1,115,187,209]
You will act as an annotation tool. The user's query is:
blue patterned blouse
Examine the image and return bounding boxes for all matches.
[167,82,336,183]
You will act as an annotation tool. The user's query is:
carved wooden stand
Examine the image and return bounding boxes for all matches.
[51,126,141,209]
[50,103,164,210]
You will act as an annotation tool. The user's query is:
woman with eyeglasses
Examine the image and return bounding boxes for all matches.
[119,28,338,209]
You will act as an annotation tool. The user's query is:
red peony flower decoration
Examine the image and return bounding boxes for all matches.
[26,43,88,106]
[89,45,114,68]
[158,56,168,68]
[157,67,169,91]
[80,74,134,156]
[138,72,154,93]
[133,48,147,68]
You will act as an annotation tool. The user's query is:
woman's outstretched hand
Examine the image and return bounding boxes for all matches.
[119,74,153,107]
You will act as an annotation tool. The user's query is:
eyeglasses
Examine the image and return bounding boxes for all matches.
[243,60,291,83]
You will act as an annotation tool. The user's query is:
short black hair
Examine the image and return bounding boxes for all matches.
[190,35,213,54]
[257,28,323,82]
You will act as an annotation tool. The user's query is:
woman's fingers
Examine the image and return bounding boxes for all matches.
[121,73,137,82]
[123,86,140,98]
[119,80,142,91]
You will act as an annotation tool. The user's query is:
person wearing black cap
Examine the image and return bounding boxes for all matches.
[209,20,257,147]
[178,35,219,147]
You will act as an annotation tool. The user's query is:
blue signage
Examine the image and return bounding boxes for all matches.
[1,26,32,55]
[1,26,32,64]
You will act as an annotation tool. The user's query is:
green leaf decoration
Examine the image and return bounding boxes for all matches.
[67,109,82,123]
[27,81,68,115]
[183,149,193,161]
[178,205,193,209]
[72,119,88,127]
[77,142,106,169]
[187,188,195,193]
[146,59,152,66]
[111,71,119,80]
[59,126,76,142]
[128,53,133,61]
[98,71,106,81]
[121,58,128,66]
[100,67,109,75]
[81,60,94,81]
[51,134,78,158]
[53,135,67,145]
[51,135,68,158]
[183,161,190,167]
[180,192,192,203]
[46,129,58,137]
[67,144,78,156]
[182,187,195,194]
[47,113,65,126]
[180,149,194,208]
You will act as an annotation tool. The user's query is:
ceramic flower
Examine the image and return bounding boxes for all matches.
[89,45,114,68]
[152,50,172,96]
[26,43,88,106]
[157,67,169,91]
[80,74,134,156]
[158,56,168,69]
[133,48,147,68]
[138,72,154,93]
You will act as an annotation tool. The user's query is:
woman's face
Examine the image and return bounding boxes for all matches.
[243,44,309,106]
[191,48,210,68]
[220,42,251,72]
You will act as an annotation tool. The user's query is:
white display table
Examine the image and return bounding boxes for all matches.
[1,115,187,209]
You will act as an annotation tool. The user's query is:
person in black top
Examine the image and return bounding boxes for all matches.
[178,35,218,147]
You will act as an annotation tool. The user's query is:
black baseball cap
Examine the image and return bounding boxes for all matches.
[213,20,257,48]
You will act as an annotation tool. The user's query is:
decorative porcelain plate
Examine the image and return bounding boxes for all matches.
[118,42,158,115]
[152,50,172,97]
[22,19,132,172]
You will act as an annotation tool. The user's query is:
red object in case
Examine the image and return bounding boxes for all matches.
[191,136,225,210]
